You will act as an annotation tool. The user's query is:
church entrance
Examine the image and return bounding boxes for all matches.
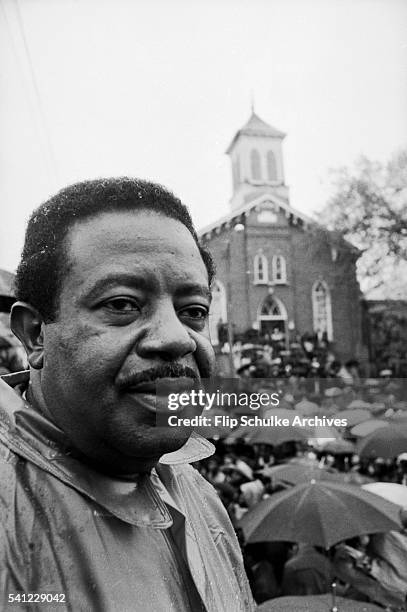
[258,295,288,347]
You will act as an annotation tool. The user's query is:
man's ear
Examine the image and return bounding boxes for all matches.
[10,302,45,370]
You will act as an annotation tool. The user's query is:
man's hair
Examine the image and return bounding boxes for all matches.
[15,177,215,322]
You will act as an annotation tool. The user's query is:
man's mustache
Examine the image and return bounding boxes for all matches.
[117,363,199,390]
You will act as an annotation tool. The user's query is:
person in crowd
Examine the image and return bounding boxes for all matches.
[333,536,404,609]
[244,543,280,603]
[0,178,255,611]
[367,508,407,606]
[281,543,333,596]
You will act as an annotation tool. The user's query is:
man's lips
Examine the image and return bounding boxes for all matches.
[124,376,198,415]
[125,376,197,394]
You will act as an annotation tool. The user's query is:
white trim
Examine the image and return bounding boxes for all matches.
[253,252,268,284]
[257,295,288,321]
[272,254,287,284]
[312,280,333,341]
[199,192,315,237]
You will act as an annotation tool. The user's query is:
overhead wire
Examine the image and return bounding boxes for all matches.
[2,0,59,189]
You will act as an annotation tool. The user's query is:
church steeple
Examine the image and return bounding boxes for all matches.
[226,111,287,210]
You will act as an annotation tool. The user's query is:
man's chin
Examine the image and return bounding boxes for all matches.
[114,425,192,461]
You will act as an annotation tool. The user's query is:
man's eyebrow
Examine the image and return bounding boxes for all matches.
[173,283,212,302]
[83,275,212,302]
[84,274,154,299]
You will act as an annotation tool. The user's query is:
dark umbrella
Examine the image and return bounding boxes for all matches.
[257,594,383,612]
[357,424,407,460]
[350,419,389,438]
[257,463,343,486]
[239,480,401,549]
[244,425,309,446]
[333,409,371,427]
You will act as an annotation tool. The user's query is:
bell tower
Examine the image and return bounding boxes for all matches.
[226,111,288,210]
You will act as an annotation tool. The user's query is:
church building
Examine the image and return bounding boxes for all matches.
[200,112,365,362]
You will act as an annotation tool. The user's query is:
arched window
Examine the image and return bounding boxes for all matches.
[312,280,333,341]
[250,149,261,180]
[209,280,227,345]
[267,150,277,181]
[258,295,288,339]
[272,255,287,284]
[253,252,268,284]
[260,296,284,317]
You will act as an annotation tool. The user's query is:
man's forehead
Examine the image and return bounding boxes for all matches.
[64,209,209,284]
[66,210,197,254]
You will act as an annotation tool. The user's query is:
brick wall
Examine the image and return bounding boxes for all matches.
[203,210,364,361]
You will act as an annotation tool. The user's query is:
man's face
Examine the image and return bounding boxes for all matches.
[39,210,215,472]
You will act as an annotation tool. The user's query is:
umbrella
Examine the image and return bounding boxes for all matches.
[307,425,339,445]
[362,482,407,507]
[257,594,383,612]
[357,424,407,460]
[317,439,356,455]
[388,412,407,424]
[244,424,309,446]
[350,419,389,438]
[346,399,373,410]
[340,472,374,485]
[332,409,371,427]
[263,408,297,420]
[237,408,309,446]
[239,480,401,549]
[257,463,343,486]
[295,399,320,416]
[194,423,230,439]
[224,424,253,444]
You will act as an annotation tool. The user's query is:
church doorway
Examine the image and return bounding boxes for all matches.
[257,295,288,346]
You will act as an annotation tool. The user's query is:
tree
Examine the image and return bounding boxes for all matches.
[319,151,407,298]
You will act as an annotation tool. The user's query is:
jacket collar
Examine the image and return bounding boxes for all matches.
[0,374,214,527]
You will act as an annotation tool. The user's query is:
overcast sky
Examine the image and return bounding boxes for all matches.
[1,0,406,272]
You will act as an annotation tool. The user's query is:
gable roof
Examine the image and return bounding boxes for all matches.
[198,193,360,256]
[226,112,286,154]
[199,192,313,237]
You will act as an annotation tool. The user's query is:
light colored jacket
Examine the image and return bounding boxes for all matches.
[0,377,256,612]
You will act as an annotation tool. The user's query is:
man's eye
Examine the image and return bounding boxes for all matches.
[178,306,209,320]
[103,298,139,313]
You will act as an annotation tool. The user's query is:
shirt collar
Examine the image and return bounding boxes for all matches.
[0,374,214,527]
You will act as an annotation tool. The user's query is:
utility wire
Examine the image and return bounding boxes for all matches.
[9,0,59,188]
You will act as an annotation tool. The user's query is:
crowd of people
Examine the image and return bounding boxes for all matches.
[193,366,407,611]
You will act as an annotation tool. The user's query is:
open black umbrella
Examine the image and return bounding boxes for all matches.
[257,594,383,612]
[257,463,343,486]
[239,480,401,549]
[357,424,407,460]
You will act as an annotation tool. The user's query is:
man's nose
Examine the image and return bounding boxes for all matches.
[136,302,196,360]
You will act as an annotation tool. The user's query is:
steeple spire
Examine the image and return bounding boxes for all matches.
[250,90,255,114]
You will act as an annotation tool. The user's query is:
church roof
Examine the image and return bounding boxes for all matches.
[198,192,360,256]
[226,112,286,154]
[199,192,313,237]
